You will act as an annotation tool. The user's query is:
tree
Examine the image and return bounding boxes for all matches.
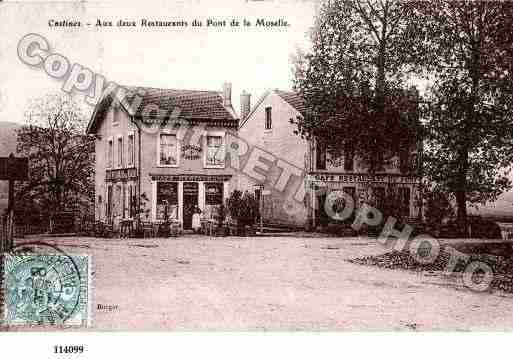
[292,0,421,173]
[410,1,513,235]
[16,94,95,219]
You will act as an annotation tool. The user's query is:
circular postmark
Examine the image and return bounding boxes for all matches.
[3,242,89,326]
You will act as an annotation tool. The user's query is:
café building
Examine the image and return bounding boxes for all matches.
[86,83,239,229]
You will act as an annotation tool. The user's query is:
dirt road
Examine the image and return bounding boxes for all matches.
[11,235,513,330]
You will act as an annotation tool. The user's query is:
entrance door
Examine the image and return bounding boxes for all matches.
[182,182,199,229]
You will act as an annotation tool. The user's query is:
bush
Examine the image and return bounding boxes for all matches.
[226,190,258,235]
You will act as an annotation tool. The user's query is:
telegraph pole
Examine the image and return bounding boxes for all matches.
[7,154,16,251]
[1,153,28,252]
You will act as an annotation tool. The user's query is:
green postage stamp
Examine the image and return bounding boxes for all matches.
[3,253,90,327]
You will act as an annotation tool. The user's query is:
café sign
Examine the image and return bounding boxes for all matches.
[308,173,420,184]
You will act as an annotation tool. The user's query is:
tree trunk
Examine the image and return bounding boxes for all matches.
[371,30,387,175]
[455,148,469,237]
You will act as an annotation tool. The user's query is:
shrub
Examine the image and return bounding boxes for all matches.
[226,190,259,234]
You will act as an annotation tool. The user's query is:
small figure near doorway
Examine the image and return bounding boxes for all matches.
[191,205,202,233]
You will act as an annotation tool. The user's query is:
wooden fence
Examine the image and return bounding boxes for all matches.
[1,215,7,253]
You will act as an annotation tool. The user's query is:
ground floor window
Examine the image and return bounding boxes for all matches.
[150,179,230,224]
[316,193,329,226]
[205,182,224,205]
[373,187,386,211]
[204,182,224,220]
[127,184,137,218]
[115,185,122,217]
[157,182,178,220]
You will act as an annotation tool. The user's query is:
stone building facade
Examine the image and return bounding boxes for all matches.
[86,83,239,229]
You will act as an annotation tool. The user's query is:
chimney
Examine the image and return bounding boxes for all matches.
[222,82,232,107]
[240,90,251,120]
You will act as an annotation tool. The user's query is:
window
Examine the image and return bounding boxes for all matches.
[205,135,224,167]
[107,186,113,219]
[107,138,113,168]
[399,147,410,174]
[122,184,126,218]
[128,185,133,218]
[159,133,178,166]
[156,182,178,220]
[265,107,272,129]
[316,193,329,225]
[127,133,135,166]
[316,141,326,170]
[398,187,411,218]
[376,151,384,171]
[373,187,386,211]
[117,136,123,167]
[344,142,355,171]
[205,182,224,205]
[115,185,122,217]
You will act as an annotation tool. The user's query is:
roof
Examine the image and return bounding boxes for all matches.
[274,90,307,116]
[239,89,306,129]
[87,86,238,134]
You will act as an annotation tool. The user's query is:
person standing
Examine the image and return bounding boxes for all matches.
[191,205,202,233]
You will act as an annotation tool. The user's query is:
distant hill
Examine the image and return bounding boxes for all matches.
[0,121,19,155]
[0,121,20,211]
[471,188,513,221]
[0,119,511,221]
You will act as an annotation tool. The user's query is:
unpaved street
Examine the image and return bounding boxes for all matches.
[12,235,513,330]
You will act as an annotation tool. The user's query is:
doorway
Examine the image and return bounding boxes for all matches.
[182,182,199,229]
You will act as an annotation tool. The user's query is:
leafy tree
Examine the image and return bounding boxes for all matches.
[15,94,95,218]
[292,0,421,173]
[409,1,513,235]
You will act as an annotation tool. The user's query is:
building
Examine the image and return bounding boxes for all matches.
[86,83,239,229]
[306,90,423,228]
[239,88,422,229]
[238,89,310,228]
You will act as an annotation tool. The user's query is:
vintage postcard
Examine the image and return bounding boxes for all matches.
[1,0,513,339]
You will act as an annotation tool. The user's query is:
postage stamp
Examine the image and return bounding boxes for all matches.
[2,253,90,327]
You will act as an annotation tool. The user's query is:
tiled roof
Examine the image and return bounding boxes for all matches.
[87,86,238,134]
[123,87,237,121]
[274,90,307,116]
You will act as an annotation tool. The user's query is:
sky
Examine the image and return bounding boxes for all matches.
[0,0,317,124]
